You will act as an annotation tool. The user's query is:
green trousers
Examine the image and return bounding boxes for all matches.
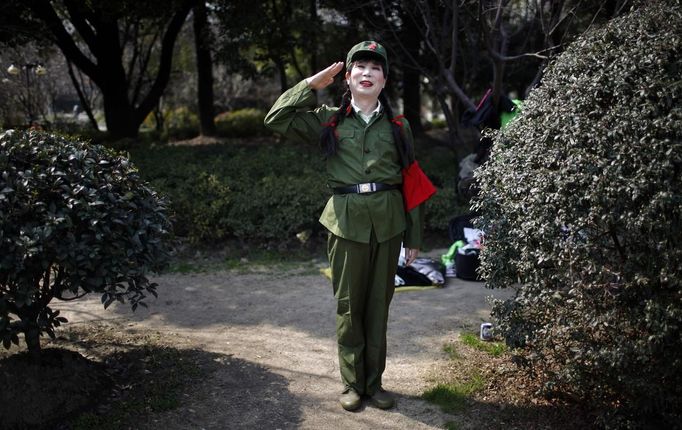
[327,230,402,396]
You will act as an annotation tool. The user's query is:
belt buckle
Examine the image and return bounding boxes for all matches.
[358,183,373,193]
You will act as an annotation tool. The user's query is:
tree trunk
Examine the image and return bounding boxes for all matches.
[193,1,216,136]
[66,60,99,132]
[401,9,424,135]
[275,58,288,93]
[25,326,41,361]
[19,308,42,362]
[308,0,318,75]
[28,0,195,141]
[154,103,165,133]
[434,85,461,148]
[403,69,423,135]
[101,78,139,139]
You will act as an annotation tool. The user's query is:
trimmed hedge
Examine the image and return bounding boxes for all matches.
[215,108,269,138]
[129,143,327,244]
[168,107,200,140]
[473,2,681,427]
[129,140,460,246]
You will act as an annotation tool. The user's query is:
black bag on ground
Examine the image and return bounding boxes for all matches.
[448,212,484,281]
[455,249,482,281]
[396,266,432,286]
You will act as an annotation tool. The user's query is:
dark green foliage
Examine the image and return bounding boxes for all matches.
[474,2,681,426]
[0,130,171,354]
[226,173,327,241]
[214,109,270,138]
[425,186,462,232]
[129,143,329,244]
[163,107,199,141]
[130,140,457,245]
[417,144,465,233]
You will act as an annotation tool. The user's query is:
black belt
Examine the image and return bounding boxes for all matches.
[333,182,400,195]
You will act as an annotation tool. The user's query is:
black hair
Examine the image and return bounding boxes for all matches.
[319,69,413,168]
[349,52,388,78]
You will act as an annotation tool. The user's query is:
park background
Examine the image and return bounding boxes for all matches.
[0,0,630,250]
[1,1,680,429]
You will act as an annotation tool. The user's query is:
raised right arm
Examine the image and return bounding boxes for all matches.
[264,62,344,145]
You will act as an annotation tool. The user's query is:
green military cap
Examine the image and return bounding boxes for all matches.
[346,41,388,75]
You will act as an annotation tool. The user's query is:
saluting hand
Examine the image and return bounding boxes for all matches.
[306,62,344,91]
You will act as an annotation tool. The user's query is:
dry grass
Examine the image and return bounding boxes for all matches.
[424,332,594,430]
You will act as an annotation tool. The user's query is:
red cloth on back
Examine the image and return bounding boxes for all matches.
[402,160,436,211]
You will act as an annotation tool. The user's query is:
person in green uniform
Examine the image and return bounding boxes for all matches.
[264,41,424,412]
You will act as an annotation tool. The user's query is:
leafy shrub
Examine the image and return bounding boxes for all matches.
[128,145,232,243]
[214,108,269,138]
[129,143,328,244]
[129,141,456,246]
[473,2,681,426]
[163,106,199,140]
[0,130,172,358]
[167,170,233,241]
[417,144,470,234]
[226,174,328,241]
[425,186,464,233]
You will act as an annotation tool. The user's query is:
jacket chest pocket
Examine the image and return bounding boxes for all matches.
[338,128,355,141]
[337,128,360,152]
[372,131,399,161]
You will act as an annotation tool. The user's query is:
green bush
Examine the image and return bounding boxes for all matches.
[163,106,199,140]
[129,140,459,246]
[425,186,465,233]
[417,144,469,234]
[473,2,681,427]
[226,174,328,241]
[214,108,269,138]
[129,143,328,244]
[0,130,171,357]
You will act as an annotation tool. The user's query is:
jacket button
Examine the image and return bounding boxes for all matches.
[364,148,370,153]
[365,168,371,174]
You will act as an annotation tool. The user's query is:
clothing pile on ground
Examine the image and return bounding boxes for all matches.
[395,248,445,287]
[394,212,485,287]
[440,213,484,281]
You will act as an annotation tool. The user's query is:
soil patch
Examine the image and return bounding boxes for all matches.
[1,253,593,429]
[0,347,109,429]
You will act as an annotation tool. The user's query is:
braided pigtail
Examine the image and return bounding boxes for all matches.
[380,92,413,169]
[320,88,352,157]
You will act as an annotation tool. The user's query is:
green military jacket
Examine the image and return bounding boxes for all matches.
[264,79,424,248]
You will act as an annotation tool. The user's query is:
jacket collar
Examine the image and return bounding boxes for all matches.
[350,98,382,123]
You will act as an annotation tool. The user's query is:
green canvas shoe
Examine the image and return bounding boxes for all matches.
[340,387,362,411]
[370,388,395,409]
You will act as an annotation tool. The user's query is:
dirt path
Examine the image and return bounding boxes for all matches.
[55,254,512,429]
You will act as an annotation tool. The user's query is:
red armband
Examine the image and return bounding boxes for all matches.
[402,160,437,211]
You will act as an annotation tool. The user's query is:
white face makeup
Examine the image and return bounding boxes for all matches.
[345,59,386,101]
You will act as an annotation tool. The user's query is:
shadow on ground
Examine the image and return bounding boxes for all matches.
[142,352,303,430]
[0,328,303,430]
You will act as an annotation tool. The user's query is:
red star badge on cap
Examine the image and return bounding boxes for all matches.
[368,43,377,51]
